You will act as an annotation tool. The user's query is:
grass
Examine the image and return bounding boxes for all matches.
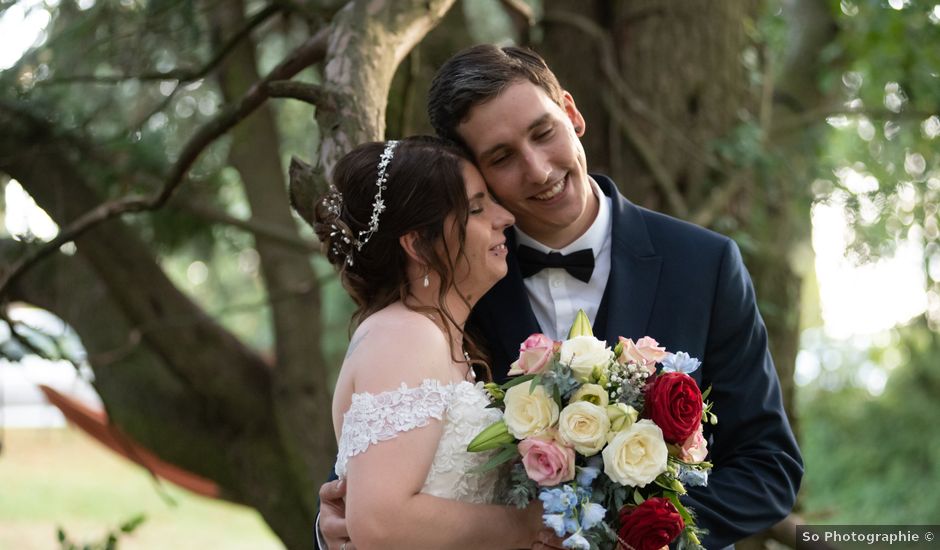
[0,426,284,549]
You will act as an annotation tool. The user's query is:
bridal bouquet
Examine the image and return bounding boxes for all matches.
[468,311,715,550]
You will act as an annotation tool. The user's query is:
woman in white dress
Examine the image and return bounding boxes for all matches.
[313,137,544,549]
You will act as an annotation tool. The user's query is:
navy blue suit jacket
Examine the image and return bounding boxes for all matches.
[468,174,803,549]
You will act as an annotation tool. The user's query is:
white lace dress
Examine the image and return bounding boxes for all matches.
[336,379,502,503]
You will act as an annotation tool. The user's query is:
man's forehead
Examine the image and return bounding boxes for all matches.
[457,84,558,154]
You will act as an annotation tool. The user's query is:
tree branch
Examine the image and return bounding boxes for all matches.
[602,90,689,217]
[265,80,337,109]
[499,0,535,42]
[36,4,284,86]
[771,104,938,136]
[0,27,329,300]
[170,198,321,254]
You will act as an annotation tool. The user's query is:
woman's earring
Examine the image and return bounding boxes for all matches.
[423,272,430,288]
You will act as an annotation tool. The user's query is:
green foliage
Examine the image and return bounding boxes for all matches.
[799,318,940,523]
[57,514,146,550]
[816,0,940,294]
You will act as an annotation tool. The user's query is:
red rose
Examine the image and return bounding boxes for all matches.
[617,497,685,550]
[644,372,703,444]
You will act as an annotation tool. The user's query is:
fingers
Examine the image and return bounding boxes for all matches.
[533,529,566,549]
[319,478,347,501]
[320,512,350,545]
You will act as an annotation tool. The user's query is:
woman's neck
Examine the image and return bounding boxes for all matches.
[405,285,473,357]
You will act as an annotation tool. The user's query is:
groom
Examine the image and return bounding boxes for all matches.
[319,44,802,549]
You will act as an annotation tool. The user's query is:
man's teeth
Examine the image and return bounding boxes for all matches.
[534,179,565,200]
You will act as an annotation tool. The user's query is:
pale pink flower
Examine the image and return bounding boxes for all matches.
[518,435,576,486]
[618,336,668,372]
[508,333,555,376]
[679,425,708,463]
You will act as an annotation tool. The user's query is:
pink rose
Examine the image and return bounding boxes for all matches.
[679,425,708,463]
[618,336,668,371]
[508,333,555,376]
[518,435,575,486]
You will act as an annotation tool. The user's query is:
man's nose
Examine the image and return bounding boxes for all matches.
[521,145,551,186]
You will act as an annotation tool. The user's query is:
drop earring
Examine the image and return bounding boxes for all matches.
[423,272,430,288]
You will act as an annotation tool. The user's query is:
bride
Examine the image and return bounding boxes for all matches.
[313,136,544,549]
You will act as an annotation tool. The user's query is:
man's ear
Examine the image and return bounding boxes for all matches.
[562,90,586,137]
[399,231,424,264]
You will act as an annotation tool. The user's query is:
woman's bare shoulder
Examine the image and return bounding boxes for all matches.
[342,304,450,392]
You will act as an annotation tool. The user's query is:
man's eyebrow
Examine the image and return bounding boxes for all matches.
[478,113,552,162]
[526,113,552,132]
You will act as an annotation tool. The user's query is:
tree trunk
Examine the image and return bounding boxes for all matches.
[210,0,331,516]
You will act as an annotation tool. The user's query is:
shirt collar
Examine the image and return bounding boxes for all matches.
[514,177,611,257]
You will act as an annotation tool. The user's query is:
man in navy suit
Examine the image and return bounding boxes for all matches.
[318,44,802,549]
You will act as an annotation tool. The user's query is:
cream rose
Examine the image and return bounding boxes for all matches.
[557,401,610,456]
[602,419,668,487]
[569,383,609,407]
[503,383,559,439]
[559,336,613,382]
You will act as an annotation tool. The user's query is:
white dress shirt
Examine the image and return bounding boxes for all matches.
[514,180,612,341]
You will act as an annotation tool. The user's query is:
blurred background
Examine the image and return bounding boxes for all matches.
[1,0,939,548]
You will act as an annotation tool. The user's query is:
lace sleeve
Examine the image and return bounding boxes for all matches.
[335,379,451,477]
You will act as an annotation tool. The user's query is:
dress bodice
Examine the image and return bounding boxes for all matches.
[336,379,502,503]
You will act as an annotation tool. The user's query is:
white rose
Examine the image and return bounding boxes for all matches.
[503,383,560,439]
[557,401,610,456]
[602,419,668,487]
[559,336,613,382]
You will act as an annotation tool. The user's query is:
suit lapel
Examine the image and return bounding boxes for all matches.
[593,175,663,345]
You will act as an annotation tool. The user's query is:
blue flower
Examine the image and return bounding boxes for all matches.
[576,465,600,488]
[563,532,591,550]
[580,502,607,530]
[564,515,581,534]
[662,351,701,374]
[679,467,709,487]
[543,514,567,537]
[540,486,578,514]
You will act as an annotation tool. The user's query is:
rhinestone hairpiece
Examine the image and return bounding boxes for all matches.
[355,140,398,251]
[326,140,399,267]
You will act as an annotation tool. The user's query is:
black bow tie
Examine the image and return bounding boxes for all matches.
[517,245,595,283]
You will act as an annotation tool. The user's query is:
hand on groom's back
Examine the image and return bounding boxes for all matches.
[319,479,350,549]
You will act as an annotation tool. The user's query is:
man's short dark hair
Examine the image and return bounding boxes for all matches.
[427,44,565,146]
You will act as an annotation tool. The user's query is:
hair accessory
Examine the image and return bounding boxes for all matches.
[326,140,399,266]
[354,140,398,252]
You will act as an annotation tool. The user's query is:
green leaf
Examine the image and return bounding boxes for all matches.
[501,374,536,390]
[469,443,518,474]
[701,385,712,401]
